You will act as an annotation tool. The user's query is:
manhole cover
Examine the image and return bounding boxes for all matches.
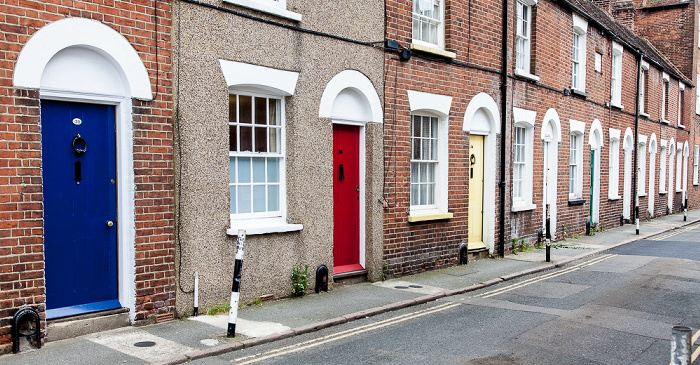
[394,286,409,289]
[134,341,156,347]
[408,285,423,288]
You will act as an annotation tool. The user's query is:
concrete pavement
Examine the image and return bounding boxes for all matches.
[4,210,700,365]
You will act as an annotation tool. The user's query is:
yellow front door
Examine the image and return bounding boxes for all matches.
[468,135,485,249]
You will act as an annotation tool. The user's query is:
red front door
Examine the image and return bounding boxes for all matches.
[333,124,362,274]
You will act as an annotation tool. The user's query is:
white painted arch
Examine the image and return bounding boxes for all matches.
[648,134,657,216]
[463,93,500,254]
[589,119,603,223]
[14,17,152,100]
[622,128,634,220]
[541,108,560,239]
[319,70,382,123]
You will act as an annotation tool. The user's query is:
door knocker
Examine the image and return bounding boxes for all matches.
[72,134,87,155]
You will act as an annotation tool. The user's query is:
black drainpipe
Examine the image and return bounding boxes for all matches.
[499,0,508,258]
[633,53,642,234]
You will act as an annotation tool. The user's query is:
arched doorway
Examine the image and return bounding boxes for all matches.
[541,109,561,239]
[588,120,602,224]
[13,18,152,318]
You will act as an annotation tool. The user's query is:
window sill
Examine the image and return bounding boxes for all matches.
[408,212,454,223]
[640,112,650,118]
[223,0,302,21]
[511,202,537,212]
[679,124,685,129]
[611,103,623,110]
[568,198,585,206]
[661,118,670,124]
[514,68,540,82]
[659,191,667,195]
[676,189,683,193]
[410,42,456,59]
[571,88,588,98]
[608,195,620,200]
[638,193,647,197]
[227,218,303,236]
[694,183,699,186]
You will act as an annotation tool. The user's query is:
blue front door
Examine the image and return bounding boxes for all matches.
[42,100,119,319]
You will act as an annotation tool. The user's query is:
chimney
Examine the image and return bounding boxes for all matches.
[613,0,636,31]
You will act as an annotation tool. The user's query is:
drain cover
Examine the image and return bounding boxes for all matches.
[394,286,409,289]
[408,285,423,288]
[134,341,156,347]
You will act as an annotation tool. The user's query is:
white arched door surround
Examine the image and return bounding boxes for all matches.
[622,128,634,220]
[541,109,561,239]
[648,134,657,217]
[463,92,500,254]
[668,137,676,212]
[683,141,690,193]
[319,69,383,272]
[588,120,602,224]
[13,17,154,320]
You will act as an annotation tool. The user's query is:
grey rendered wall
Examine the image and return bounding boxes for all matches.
[172,0,384,314]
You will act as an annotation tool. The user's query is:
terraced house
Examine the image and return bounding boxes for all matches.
[2,0,700,353]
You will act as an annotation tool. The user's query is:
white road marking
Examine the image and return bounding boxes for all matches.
[88,328,196,362]
[232,302,460,364]
[475,254,616,299]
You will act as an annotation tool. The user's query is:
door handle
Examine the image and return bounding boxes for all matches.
[106,220,114,227]
[339,164,345,181]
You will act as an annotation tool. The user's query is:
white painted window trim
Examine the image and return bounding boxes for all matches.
[694,145,699,185]
[407,90,452,217]
[571,14,587,93]
[515,0,538,79]
[661,72,670,124]
[221,61,303,236]
[637,135,647,196]
[512,107,536,212]
[223,0,301,22]
[639,61,649,117]
[412,0,445,50]
[678,82,685,128]
[609,128,621,200]
[659,140,668,194]
[569,120,585,200]
[611,42,623,108]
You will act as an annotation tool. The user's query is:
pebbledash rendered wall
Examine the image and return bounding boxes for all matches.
[0,0,175,353]
[172,0,385,315]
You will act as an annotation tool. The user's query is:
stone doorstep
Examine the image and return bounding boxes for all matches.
[46,308,130,342]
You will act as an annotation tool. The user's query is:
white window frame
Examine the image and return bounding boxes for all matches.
[512,107,536,211]
[406,90,451,218]
[223,0,301,22]
[594,52,602,73]
[220,60,302,235]
[662,72,670,123]
[569,120,585,200]
[678,82,685,128]
[410,114,440,211]
[637,135,647,196]
[693,145,699,185]
[639,61,649,117]
[676,142,683,192]
[609,129,621,199]
[611,42,623,108]
[571,14,587,93]
[659,140,667,194]
[412,0,445,50]
[514,0,539,81]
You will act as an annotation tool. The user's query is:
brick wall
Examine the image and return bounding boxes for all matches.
[0,0,174,353]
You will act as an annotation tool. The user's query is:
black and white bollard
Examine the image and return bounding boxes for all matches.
[635,206,639,235]
[227,230,245,338]
[683,193,688,222]
[193,272,199,316]
[671,326,691,365]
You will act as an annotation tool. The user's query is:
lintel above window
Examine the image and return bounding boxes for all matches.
[223,0,302,21]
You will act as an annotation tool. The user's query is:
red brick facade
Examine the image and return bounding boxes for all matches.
[0,0,174,353]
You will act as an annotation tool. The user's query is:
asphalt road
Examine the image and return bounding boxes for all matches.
[198,226,700,365]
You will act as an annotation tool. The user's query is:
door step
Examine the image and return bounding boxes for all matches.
[47,308,130,342]
[467,247,490,261]
[333,269,368,286]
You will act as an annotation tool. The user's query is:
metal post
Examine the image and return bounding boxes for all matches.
[545,204,551,262]
[227,230,245,337]
[193,272,199,316]
[635,206,639,235]
[683,192,687,222]
[671,326,691,365]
